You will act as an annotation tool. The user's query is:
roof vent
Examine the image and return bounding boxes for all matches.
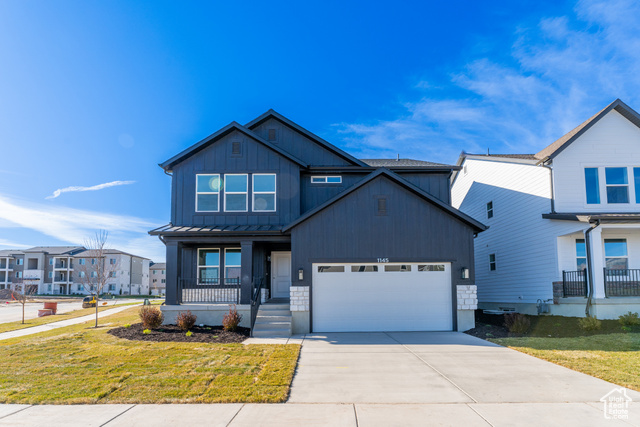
[377,197,387,215]
[268,129,276,141]
[232,141,241,155]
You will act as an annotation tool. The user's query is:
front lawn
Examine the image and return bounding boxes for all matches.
[0,307,300,404]
[491,333,640,391]
[0,302,139,334]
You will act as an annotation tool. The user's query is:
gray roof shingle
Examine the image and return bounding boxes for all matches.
[360,158,452,167]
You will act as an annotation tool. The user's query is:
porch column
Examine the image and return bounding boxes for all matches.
[588,227,606,298]
[165,240,181,305]
[240,241,253,304]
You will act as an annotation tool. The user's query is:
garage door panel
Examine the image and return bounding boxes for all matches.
[312,263,452,332]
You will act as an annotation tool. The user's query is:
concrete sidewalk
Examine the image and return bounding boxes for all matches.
[0,402,638,426]
[0,304,138,341]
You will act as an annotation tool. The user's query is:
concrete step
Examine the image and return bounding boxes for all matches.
[254,320,292,328]
[259,303,290,310]
[256,309,291,316]
[255,315,291,323]
[252,329,291,338]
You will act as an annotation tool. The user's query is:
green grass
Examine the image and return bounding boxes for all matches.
[0,302,140,334]
[0,307,300,404]
[491,333,640,391]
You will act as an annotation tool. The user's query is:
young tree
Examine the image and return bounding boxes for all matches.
[12,276,38,324]
[75,230,119,328]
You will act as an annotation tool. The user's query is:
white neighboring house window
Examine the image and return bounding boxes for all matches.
[161,279,166,284]
[78,259,85,265]
[16,271,22,278]
[152,270,157,274]
[79,271,85,278]
[153,279,157,283]
[224,174,248,212]
[49,258,53,265]
[109,272,116,278]
[196,174,221,212]
[16,259,23,266]
[486,201,493,219]
[311,176,342,184]
[197,249,219,284]
[108,284,116,291]
[252,174,276,212]
[47,284,52,292]
[109,258,116,265]
[77,284,83,291]
[91,272,97,278]
[91,258,96,265]
[489,254,496,271]
[48,272,53,278]
[605,167,629,204]
[162,270,165,274]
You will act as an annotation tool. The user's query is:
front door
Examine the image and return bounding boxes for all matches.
[271,251,292,299]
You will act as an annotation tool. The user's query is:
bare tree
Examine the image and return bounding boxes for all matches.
[75,230,119,328]
[12,276,38,324]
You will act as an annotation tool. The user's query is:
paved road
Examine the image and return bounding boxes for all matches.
[0,299,147,324]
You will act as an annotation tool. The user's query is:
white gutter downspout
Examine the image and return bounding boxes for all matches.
[584,220,600,317]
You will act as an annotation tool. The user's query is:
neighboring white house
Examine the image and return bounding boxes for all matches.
[72,249,150,296]
[149,262,166,296]
[452,99,640,319]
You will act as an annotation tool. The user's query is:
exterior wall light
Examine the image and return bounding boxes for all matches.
[461,267,470,279]
[298,268,304,281]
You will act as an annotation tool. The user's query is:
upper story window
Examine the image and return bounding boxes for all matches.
[78,259,85,265]
[16,259,23,266]
[604,239,628,270]
[584,168,600,204]
[224,174,248,212]
[576,239,586,270]
[489,254,496,271]
[486,201,493,219]
[634,168,640,203]
[197,249,219,283]
[196,174,221,212]
[253,174,276,212]
[311,176,342,184]
[605,167,629,204]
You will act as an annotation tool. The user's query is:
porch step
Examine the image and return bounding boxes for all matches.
[252,302,292,338]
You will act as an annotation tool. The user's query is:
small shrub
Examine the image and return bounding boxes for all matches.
[124,323,131,328]
[186,331,193,337]
[622,326,632,332]
[578,316,602,331]
[138,306,164,329]
[618,312,640,326]
[222,304,243,332]
[504,313,530,334]
[176,311,197,331]
[143,329,151,335]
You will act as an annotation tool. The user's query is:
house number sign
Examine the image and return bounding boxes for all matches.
[377,258,389,263]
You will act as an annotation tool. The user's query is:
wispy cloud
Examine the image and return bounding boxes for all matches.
[46,180,135,200]
[0,193,164,260]
[0,239,31,249]
[336,0,640,163]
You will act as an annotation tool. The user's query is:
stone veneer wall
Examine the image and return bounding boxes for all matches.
[457,285,478,310]
[290,286,309,312]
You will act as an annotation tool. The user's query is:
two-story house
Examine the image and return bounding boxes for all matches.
[149,262,166,296]
[151,110,486,336]
[452,99,640,319]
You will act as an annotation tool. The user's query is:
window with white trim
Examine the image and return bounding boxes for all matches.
[16,259,23,266]
[224,174,248,212]
[604,239,628,270]
[78,258,85,265]
[197,249,219,283]
[605,167,629,204]
[196,174,221,212]
[489,254,496,271]
[311,176,342,184]
[225,248,241,283]
[576,239,586,271]
[252,174,276,212]
[486,201,493,219]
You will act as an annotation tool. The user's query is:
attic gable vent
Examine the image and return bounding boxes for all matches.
[231,141,242,155]
[377,197,387,215]
[268,128,276,141]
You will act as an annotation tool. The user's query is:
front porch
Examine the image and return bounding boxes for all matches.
[558,225,640,299]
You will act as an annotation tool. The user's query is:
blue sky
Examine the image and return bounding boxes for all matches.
[1,0,639,261]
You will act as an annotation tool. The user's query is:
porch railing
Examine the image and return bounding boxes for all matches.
[562,270,587,297]
[177,278,241,304]
[250,277,265,336]
[604,269,640,297]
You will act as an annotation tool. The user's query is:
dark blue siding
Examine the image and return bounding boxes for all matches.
[251,118,353,166]
[171,129,301,226]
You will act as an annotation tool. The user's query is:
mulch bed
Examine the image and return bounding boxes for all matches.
[464,323,510,339]
[108,322,250,343]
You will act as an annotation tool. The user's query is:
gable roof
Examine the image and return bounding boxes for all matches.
[159,122,307,171]
[535,99,640,160]
[283,168,487,233]
[24,246,85,255]
[245,109,368,167]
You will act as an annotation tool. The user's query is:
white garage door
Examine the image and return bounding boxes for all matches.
[312,262,452,332]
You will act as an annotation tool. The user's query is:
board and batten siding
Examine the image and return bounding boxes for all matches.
[251,118,353,166]
[292,175,476,303]
[451,159,586,303]
[170,129,301,227]
[552,109,640,213]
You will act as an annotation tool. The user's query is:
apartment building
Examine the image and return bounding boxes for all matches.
[0,246,150,295]
[149,262,166,296]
